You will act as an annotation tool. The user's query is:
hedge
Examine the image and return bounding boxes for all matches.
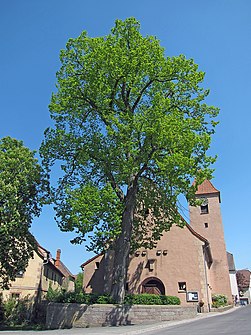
[46,288,180,305]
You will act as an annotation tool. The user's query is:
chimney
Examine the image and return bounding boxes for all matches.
[55,249,61,267]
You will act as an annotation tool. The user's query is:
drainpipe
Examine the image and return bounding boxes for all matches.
[203,245,211,312]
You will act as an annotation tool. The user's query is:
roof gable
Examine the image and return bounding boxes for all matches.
[194,179,221,202]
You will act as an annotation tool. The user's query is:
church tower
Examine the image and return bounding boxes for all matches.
[189,180,232,303]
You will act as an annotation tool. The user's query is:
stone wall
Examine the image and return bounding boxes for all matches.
[46,303,197,329]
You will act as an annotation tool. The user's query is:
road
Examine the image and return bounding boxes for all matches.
[1,305,250,335]
[146,305,251,335]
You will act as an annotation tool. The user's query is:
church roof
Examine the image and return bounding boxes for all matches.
[195,179,219,194]
[194,179,221,202]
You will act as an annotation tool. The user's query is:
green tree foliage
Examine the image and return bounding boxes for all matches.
[74,272,84,293]
[40,18,219,303]
[0,137,47,289]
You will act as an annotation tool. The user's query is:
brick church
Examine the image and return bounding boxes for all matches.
[81,180,233,311]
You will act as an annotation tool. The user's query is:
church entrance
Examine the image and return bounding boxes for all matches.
[141,277,165,295]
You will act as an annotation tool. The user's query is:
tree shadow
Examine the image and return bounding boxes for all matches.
[128,260,144,293]
[46,303,88,329]
[104,304,132,326]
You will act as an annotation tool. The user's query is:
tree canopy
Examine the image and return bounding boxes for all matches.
[0,137,47,289]
[40,18,219,302]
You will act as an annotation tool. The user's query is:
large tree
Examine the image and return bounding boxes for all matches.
[40,18,219,303]
[0,137,46,289]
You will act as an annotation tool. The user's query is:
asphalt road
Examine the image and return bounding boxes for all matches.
[146,305,251,335]
[1,305,250,335]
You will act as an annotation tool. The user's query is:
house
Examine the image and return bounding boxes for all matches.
[82,180,233,312]
[0,242,75,302]
[227,252,239,303]
[236,269,251,305]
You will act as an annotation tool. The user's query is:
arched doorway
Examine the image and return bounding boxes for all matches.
[141,277,165,295]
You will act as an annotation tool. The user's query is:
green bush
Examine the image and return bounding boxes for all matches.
[1,297,32,327]
[46,286,65,303]
[212,294,228,308]
[46,287,180,306]
[124,294,180,305]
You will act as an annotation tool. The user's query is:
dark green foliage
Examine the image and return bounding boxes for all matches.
[0,297,32,327]
[46,288,115,305]
[211,294,228,308]
[74,272,84,293]
[124,293,180,305]
[46,287,180,306]
[0,136,48,289]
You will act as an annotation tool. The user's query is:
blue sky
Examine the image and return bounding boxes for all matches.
[1,0,251,274]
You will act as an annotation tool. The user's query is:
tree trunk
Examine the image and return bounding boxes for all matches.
[110,186,136,304]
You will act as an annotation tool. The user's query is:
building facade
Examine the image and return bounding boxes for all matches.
[0,243,74,302]
[82,180,233,311]
[227,252,239,302]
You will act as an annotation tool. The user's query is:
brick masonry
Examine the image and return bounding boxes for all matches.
[46,303,197,329]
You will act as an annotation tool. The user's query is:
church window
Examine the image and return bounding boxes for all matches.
[204,222,208,228]
[95,262,100,270]
[178,282,187,292]
[200,204,209,214]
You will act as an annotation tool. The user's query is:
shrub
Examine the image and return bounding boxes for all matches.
[46,286,65,303]
[212,294,228,308]
[124,293,180,305]
[45,287,180,306]
[1,297,32,326]
[160,295,180,305]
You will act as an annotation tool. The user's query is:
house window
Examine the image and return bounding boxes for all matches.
[45,268,49,281]
[200,204,209,214]
[204,222,208,228]
[95,262,100,270]
[178,282,187,292]
[11,293,20,300]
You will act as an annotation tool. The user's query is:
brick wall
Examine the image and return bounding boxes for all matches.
[46,302,197,329]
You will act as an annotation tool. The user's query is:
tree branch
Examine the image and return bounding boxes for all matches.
[109,77,123,109]
[106,170,125,203]
[132,80,153,112]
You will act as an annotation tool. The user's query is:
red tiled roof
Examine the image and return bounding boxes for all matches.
[195,179,220,195]
[193,179,221,202]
